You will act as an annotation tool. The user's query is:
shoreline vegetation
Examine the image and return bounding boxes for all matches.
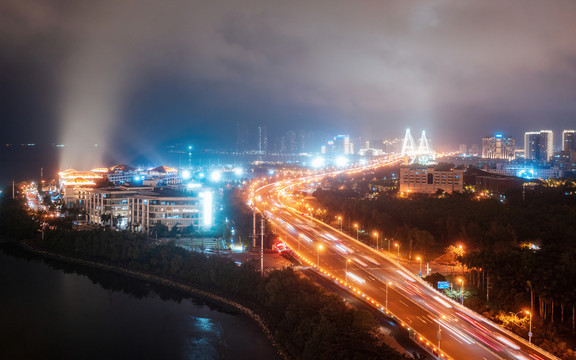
[1,189,408,360]
[14,232,407,360]
[14,241,289,360]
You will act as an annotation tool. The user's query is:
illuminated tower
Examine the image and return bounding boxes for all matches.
[401,129,416,156]
[417,130,431,155]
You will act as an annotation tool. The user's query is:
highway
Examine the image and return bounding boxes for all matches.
[251,158,558,360]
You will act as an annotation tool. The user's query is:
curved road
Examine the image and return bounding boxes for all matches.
[251,158,557,360]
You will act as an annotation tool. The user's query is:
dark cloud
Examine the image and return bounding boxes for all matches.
[1,0,576,166]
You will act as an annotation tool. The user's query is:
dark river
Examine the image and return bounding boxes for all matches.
[0,244,279,360]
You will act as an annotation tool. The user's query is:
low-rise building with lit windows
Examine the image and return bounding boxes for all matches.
[129,187,213,233]
[58,169,103,208]
[85,185,214,233]
[85,186,147,229]
[106,164,139,184]
[399,164,464,194]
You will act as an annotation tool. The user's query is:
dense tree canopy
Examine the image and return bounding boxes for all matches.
[313,178,576,357]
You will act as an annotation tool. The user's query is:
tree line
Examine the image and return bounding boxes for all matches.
[25,230,406,359]
[0,187,407,360]
[313,179,576,358]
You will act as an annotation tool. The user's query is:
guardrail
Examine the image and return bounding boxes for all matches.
[303,207,560,360]
[257,164,560,360]
[278,238,451,360]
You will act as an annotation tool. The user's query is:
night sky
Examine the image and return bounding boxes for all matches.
[1,0,576,166]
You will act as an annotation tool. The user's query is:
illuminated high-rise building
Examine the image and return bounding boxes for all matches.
[562,130,576,152]
[481,134,515,160]
[524,130,553,161]
[235,123,250,152]
[258,125,268,153]
[320,134,354,155]
[333,135,354,155]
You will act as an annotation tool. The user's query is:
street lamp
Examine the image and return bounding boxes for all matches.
[510,311,524,321]
[438,315,446,350]
[386,281,391,310]
[458,278,464,305]
[354,224,359,240]
[373,232,379,251]
[298,232,301,252]
[526,310,532,343]
[317,244,323,268]
[395,243,400,262]
[337,216,343,231]
[345,259,351,282]
[417,256,422,276]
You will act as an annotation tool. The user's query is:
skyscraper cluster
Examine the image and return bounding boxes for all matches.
[235,123,323,154]
[321,135,354,155]
[480,130,576,163]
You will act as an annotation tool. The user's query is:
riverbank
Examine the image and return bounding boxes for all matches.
[17,241,290,360]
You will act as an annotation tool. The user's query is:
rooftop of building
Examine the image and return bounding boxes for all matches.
[110,164,136,172]
[92,185,199,198]
[401,162,462,171]
[134,187,198,199]
[146,165,178,174]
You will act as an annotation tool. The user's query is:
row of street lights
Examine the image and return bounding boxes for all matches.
[322,215,539,352]
[336,216,428,274]
[338,218,471,280]
[315,239,462,355]
[318,214,537,351]
[321,251,395,313]
[319,245,536,351]
[338,217,389,252]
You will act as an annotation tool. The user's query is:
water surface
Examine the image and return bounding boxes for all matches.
[0,245,279,360]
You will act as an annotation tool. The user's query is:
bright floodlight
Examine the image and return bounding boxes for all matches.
[210,171,222,182]
[268,169,275,175]
[311,157,325,168]
[200,191,213,227]
[181,170,191,180]
[336,156,348,168]
[233,167,243,176]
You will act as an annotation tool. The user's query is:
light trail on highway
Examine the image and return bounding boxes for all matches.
[250,156,558,360]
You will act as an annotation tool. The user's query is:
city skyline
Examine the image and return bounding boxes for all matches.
[2,2,576,359]
[1,1,576,168]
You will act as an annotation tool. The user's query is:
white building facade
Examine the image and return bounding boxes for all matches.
[85,186,214,233]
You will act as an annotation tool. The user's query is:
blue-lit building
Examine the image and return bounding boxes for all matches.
[484,163,563,179]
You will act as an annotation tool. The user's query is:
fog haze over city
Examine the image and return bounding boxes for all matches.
[3,3,576,360]
[1,0,576,168]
